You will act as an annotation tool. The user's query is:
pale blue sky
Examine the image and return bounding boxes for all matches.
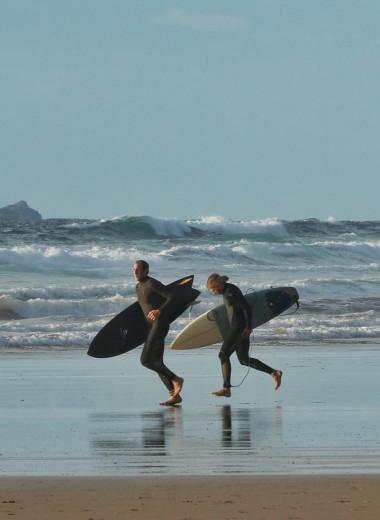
[1,0,379,221]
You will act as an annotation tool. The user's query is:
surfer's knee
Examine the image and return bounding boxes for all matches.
[140,351,152,369]
[237,355,249,367]
[218,350,228,364]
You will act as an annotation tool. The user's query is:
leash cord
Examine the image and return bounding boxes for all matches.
[230,336,254,388]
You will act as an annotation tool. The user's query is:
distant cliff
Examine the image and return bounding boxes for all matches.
[0,201,42,222]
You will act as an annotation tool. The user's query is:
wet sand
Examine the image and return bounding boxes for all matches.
[1,343,379,476]
[1,343,379,518]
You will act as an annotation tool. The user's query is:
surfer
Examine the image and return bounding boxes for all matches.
[134,260,184,406]
[206,273,282,397]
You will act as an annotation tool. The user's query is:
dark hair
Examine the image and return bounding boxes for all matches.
[136,259,149,272]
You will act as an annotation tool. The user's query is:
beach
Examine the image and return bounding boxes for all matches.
[1,475,380,519]
[1,343,379,518]
[2,206,380,520]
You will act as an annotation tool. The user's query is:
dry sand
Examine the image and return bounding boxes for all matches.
[1,475,380,520]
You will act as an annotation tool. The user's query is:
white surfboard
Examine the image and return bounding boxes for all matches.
[170,286,299,350]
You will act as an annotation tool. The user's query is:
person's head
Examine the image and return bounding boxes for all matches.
[134,260,149,281]
[206,273,229,295]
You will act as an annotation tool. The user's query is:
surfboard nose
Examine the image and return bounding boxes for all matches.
[266,286,299,316]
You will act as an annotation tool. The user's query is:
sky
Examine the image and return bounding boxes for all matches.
[1,0,379,222]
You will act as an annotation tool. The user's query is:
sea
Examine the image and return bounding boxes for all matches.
[1,215,380,351]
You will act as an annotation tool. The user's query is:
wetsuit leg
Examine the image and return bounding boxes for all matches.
[157,373,175,394]
[140,318,177,385]
[218,326,241,388]
[236,337,274,374]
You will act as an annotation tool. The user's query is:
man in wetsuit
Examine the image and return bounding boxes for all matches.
[207,273,282,397]
[134,260,184,406]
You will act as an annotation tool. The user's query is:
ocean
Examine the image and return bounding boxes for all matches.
[1,215,379,350]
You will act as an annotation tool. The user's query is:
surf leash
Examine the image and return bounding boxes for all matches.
[230,333,254,388]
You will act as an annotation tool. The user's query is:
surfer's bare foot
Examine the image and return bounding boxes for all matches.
[272,370,282,390]
[160,394,182,406]
[172,377,184,397]
[212,388,231,397]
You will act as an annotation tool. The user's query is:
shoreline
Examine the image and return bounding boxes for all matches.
[2,474,380,519]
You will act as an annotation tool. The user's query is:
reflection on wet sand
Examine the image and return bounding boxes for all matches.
[90,407,183,457]
[89,405,283,474]
[221,405,283,447]
[221,406,250,447]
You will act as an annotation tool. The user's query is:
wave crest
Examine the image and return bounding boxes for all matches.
[92,215,288,238]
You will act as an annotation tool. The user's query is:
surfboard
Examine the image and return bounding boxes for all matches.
[170,286,299,350]
[88,275,200,358]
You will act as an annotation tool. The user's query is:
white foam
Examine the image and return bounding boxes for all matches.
[187,216,288,235]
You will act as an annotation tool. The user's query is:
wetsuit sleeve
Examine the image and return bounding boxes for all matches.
[151,279,177,313]
[243,297,253,329]
[230,284,252,329]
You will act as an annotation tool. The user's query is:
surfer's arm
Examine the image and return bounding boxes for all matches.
[150,279,177,314]
[243,303,253,330]
[223,283,252,330]
[242,327,253,337]
[239,292,252,329]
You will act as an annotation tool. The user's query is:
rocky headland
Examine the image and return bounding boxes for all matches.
[0,201,42,222]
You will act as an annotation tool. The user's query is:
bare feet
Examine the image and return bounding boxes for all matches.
[172,377,184,397]
[212,388,231,397]
[160,394,182,406]
[272,370,282,390]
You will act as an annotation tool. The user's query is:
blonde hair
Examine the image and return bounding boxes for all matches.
[206,273,229,289]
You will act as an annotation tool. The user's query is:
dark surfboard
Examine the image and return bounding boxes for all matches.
[87,275,200,358]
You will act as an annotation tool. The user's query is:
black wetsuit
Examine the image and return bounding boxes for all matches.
[136,275,178,393]
[219,283,274,389]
